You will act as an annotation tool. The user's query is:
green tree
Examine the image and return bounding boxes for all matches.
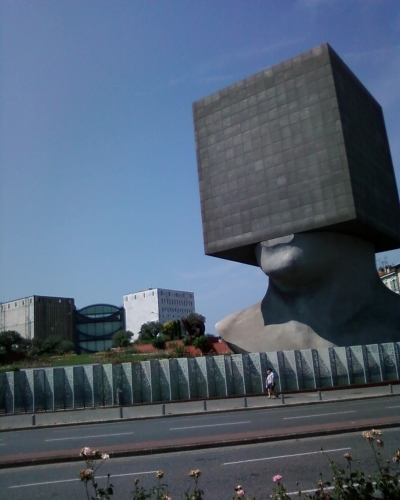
[138,321,163,341]
[161,321,175,340]
[181,312,206,338]
[0,330,25,354]
[186,312,206,325]
[112,330,133,348]
[176,320,183,339]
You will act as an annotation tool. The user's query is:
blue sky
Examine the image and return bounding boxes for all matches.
[1,0,400,334]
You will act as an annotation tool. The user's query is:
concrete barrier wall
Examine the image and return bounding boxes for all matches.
[1,342,399,414]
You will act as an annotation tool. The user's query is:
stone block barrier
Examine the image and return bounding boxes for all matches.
[0,342,399,414]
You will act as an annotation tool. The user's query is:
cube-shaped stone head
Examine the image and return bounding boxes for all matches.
[193,43,400,266]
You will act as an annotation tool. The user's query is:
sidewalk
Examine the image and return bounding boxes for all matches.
[1,382,399,432]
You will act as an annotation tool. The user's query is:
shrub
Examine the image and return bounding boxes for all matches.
[57,340,75,354]
[169,341,186,358]
[183,336,192,346]
[0,330,25,354]
[152,336,167,349]
[27,346,42,357]
[42,335,64,354]
[193,335,208,351]
[134,333,153,344]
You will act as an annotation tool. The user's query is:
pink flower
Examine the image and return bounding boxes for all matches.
[234,485,245,497]
[80,447,92,456]
[273,475,282,482]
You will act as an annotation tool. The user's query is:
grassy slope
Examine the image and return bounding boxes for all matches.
[0,349,171,372]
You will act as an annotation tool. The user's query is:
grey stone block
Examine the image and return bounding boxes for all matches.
[193,43,400,266]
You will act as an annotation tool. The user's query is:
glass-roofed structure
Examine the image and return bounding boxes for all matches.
[75,304,125,353]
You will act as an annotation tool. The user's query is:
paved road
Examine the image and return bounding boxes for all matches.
[2,384,399,432]
[1,429,400,500]
[1,395,400,468]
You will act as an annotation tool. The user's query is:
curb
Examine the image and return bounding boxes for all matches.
[1,418,400,470]
[0,392,398,433]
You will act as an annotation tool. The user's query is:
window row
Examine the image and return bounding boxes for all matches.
[161,308,193,315]
[161,298,193,306]
[79,340,113,353]
[76,321,121,336]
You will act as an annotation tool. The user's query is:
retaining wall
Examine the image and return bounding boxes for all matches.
[1,342,399,414]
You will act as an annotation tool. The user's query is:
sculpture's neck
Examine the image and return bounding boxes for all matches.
[264,263,383,331]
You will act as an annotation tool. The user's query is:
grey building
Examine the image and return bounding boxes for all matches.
[0,295,75,342]
[379,264,400,294]
[193,43,400,266]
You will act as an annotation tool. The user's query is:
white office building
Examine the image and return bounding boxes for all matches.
[123,288,195,339]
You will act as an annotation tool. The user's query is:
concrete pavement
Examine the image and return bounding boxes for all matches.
[1,383,399,469]
[1,382,399,432]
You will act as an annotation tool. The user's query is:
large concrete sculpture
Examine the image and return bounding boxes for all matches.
[192,43,400,353]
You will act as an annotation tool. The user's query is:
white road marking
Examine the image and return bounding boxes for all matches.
[170,421,251,430]
[283,411,356,420]
[223,447,351,465]
[386,405,400,409]
[45,432,134,441]
[287,481,377,495]
[9,470,159,488]
[287,486,334,495]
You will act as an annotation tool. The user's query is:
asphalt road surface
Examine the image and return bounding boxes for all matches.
[1,395,400,464]
[1,428,400,500]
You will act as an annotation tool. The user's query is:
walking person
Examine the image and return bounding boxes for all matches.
[266,368,277,399]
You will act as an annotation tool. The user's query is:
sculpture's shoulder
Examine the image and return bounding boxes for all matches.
[216,302,264,338]
[215,301,337,353]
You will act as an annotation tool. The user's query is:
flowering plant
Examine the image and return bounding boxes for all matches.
[295,429,400,499]
[77,429,400,499]
[79,447,112,500]
[131,470,169,500]
[271,474,291,500]
[183,469,204,500]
